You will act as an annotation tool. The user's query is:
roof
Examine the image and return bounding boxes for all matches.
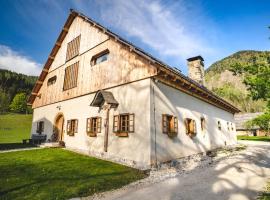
[90,90,119,108]
[187,56,204,62]
[234,112,263,130]
[28,9,240,114]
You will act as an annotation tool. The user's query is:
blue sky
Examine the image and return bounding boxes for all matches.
[0,0,269,76]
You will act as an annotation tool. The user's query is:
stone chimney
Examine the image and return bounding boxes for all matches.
[187,56,205,85]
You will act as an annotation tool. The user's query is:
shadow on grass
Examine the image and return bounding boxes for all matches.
[0,143,37,151]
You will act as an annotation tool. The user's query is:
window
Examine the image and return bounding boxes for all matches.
[36,121,44,134]
[218,121,221,130]
[200,117,206,132]
[231,123,234,131]
[67,119,78,136]
[86,117,101,136]
[185,118,197,137]
[113,114,134,136]
[227,122,230,131]
[63,62,79,90]
[162,114,178,137]
[47,76,57,86]
[66,35,81,61]
[91,49,109,66]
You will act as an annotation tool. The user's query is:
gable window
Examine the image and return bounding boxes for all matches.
[185,118,197,137]
[47,75,57,86]
[113,113,134,137]
[86,117,101,137]
[218,121,221,130]
[67,119,78,136]
[36,121,44,134]
[162,114,178,137]
[63,62,79,91]
[66,35,81,61]
[90,49,109,66]
[200,117,206,132]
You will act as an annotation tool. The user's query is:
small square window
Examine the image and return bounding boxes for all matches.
[91,49,109,66]
[185,118,197,137]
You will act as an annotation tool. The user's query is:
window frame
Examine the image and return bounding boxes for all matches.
[67,119,78,136]
[86,117,102,136]
[184,118,197,138]
[90,49,109,66]
[113,113,134,135]
[36,121,44,134]
[200,117,206,132]
[47,75,57,86]
[218,121,222,131]
[162,114,178,136]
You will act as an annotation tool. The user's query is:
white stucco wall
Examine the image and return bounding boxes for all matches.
[150,79,237,165]
[31,79,152,169]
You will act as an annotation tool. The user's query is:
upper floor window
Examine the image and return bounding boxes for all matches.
[91,49,109,66]
[162,114,178,137]
[218,121,221,130]
[113,113,134,137]
[231,122,234,131]
[36,121,44,134]
[67,119,78,136]
[47,76,57,86]
[63,62,79,91]
[66,35,81,61]
[185,118,197,138]
[86,117,101,137]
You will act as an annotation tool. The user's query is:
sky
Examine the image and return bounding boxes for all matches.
[0,0,269,76]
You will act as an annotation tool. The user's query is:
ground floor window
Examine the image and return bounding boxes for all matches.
[200,117,206,132]
[36,121,44,134]
[162,114,178,137]
[86,117,101,137]
[113,114,134,135]
[218,121,222,130]
[67,119,78,136]
[185,118,197,137]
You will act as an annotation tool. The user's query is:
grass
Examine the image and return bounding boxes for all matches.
[0,148,147,200]
[259,181,270,200]
[237,135,270,142]
[0,113,32,143]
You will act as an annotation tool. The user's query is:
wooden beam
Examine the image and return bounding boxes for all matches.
[36,80,43,85]
[31,92,38,96]
[42,69,49,72]
[63,27,69,32]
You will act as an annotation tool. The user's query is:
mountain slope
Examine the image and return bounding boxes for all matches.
[205,50,269,113]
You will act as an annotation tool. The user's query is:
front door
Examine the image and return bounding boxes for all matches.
[55,114,64,142]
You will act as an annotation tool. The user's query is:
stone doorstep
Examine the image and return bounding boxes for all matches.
[39,142,62,148]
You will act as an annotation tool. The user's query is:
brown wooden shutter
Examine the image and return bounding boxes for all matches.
[74,120,78,133]
[63,62,79,91]
[67,120,71,135]
[190,120,194,134]
[66,35,81,61]
[192,120,197,134]
[129,114,134,132]
[113,115,119,132]
[174,117,178,133]
[162,114,168,134]
[97,117,101,133]
[184,119,189,134]
[86,118,90,133]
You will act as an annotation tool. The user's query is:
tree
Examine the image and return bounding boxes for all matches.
[9,93,28,113]
[0,90,9,114]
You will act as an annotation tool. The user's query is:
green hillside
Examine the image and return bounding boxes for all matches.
[205,50,269,113]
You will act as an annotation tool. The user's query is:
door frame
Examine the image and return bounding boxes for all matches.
[54,113,65,142]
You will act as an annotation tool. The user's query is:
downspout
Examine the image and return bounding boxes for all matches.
[152,79,158,168]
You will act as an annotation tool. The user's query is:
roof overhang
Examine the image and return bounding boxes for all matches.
[90,90,119,108]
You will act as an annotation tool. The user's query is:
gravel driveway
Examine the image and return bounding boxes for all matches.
[87,141,270,200]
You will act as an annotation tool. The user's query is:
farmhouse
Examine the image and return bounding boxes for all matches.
[28,10,240,169]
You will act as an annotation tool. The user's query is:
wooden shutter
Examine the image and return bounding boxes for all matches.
[97,117,101,133]
[74,119,78,133]
[184,119,189,134]
[113,115,119,132]
[129,114,134,132]
[174,117,178,133]
[67,120,71,135]
[86,118,91,133]
[66,35,81,61]
[162,114,168,134]
[63,62,79,90]
[192,120,197,134]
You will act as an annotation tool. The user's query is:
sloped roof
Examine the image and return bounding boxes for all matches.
[28,9,240,114]
[234,112,263,130]
[90,90,119,108]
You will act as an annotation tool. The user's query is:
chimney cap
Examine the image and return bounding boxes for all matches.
[187,55,204,62]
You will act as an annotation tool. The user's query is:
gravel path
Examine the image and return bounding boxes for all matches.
[85,141,270,200]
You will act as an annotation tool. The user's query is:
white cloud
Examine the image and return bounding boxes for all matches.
[97,0,215,60]
[0,45,41,76]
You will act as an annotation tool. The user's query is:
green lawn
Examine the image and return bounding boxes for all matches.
[259,181,270,200]
[0,113,32,143]
[237,135,270,142]
[0,148,147,200]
